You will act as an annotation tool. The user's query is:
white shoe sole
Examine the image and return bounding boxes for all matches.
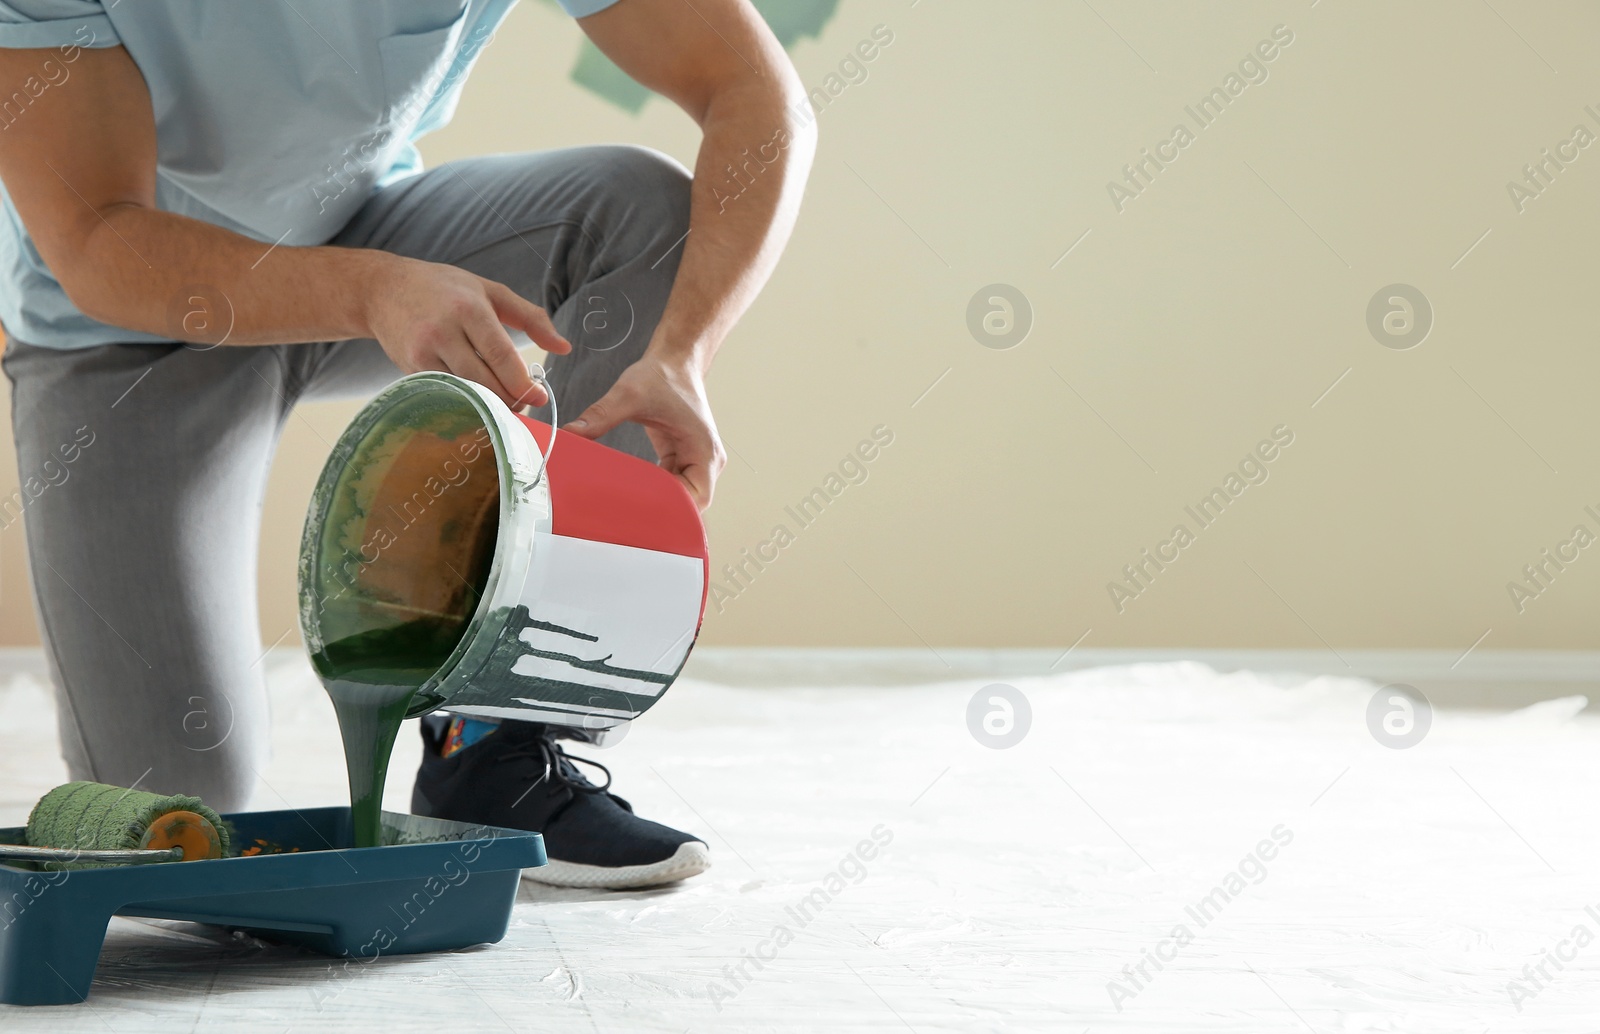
[522,841,711,890]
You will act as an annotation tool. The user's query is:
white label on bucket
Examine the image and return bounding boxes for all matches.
[507,531,704,702]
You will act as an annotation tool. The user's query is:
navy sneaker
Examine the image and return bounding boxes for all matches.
[411,715,711,889]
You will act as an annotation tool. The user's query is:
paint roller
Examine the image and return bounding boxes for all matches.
[0,781,230,867]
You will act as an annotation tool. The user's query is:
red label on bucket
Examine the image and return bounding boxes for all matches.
[518,416,709,564]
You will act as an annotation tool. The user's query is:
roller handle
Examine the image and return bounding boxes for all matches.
[0,844,184,864]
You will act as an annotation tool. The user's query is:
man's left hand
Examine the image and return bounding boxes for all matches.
[563,353,726,511]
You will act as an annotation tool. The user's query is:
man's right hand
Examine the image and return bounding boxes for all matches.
[364,256,569,409]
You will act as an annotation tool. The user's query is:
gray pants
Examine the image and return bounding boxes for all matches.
[2,146,690,811]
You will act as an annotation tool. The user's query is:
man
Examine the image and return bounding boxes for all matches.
[0,0,814,888]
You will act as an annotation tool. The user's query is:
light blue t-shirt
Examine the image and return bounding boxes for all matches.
[0,0,617,349]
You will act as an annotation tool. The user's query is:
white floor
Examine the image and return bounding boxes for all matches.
[2,656,1599,1031]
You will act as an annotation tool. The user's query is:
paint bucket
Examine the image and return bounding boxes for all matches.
[297,371,708,736]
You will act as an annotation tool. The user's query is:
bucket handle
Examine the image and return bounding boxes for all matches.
[517,361,557,486]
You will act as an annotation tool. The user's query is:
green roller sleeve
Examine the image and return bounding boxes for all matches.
[25,781,231,868]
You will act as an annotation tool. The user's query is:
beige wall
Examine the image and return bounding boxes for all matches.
[3,0,1599,653]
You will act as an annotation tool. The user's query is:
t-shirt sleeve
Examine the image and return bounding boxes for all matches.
[556,0,623,18]
[0,0,119,50]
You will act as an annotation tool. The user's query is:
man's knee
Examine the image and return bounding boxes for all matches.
[588,144,691,241]
[554,146,690,361]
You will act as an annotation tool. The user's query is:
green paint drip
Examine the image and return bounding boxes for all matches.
[314,617,466,848]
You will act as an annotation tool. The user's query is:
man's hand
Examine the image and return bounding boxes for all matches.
[565,354,726,510]
[365,256,569,409]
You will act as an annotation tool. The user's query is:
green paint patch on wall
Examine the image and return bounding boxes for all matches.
[536,0,839,113]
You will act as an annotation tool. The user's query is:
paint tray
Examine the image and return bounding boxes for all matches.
[0,807,545,1006]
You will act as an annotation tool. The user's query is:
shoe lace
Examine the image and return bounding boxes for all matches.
[493,729,613,797]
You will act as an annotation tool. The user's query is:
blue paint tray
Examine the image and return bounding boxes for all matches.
[0,807,545,1006]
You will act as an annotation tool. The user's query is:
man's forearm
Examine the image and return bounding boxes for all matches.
[647,81,817,373]
[69,206,389,345]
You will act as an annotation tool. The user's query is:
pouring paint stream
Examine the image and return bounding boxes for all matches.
[314,618,467,848]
